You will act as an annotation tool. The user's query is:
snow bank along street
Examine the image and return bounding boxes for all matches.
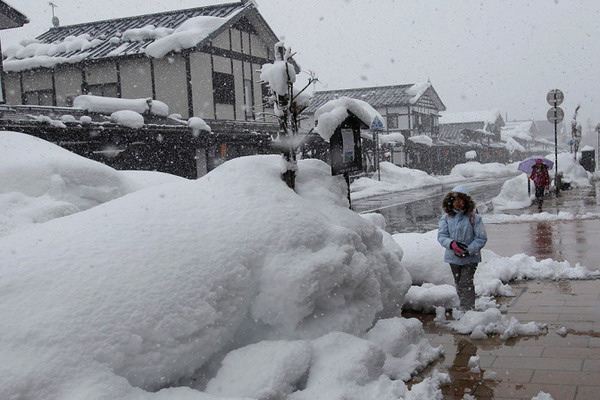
[2,130,600,399]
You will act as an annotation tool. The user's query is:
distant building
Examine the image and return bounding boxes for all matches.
[300,83,447,172]
[302,83,446,138]
[439,109,505,142]
[0,1,282,178]
[501,120,538,153]
[534,119,567,151]
[435,109,509,172]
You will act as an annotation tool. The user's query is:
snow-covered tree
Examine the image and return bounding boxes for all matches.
[571,104,582,157]
[259,42,316,189]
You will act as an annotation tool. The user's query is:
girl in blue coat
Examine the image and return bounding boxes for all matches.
[437,186,487,311]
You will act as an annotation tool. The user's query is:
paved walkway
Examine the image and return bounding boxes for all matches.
[408,185,600,399]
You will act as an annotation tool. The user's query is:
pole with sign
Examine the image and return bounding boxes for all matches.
[370,116,384,181]
[547,89,564,195]
[596,124,600,172]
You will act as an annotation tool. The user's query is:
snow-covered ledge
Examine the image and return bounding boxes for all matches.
[73,95,169,117]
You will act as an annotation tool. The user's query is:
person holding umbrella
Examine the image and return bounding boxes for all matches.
[529,159,551,210]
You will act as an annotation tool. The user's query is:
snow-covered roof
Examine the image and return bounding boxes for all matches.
[407,135,433,147]
[474,128,496,137]
[378,132,405,145]
[440,109,502,125]
[314,96,385,141]
[504,137,526,153]
[0,0,29,29]
[3,1,277,72]
[501,120,536,142]
[303,83,446,115]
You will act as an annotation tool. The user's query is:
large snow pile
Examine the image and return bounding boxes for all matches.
[450,161,518,179]
[0,131,147,237]
[548,152,591,188]
[351,162,442,199]
[491,173,532,210]
[0,149,458,399]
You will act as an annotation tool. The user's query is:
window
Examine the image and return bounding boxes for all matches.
[386,114,398,129]
[213,72,235,105]
[24,90,53,106]
[87,83,119,98]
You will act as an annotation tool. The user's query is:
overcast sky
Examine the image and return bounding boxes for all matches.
[3,0,600,132]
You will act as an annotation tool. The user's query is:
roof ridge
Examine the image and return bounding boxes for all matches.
[39,1,242,32]
[315,84,415,93]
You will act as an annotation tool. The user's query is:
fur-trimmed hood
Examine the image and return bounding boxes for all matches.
[442,186,476,216]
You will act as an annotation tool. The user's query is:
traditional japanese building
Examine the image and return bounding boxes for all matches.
[0,1,280,178]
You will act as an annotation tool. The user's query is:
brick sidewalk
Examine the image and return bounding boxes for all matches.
[409,279,600,399]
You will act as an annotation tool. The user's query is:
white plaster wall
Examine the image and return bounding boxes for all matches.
[190,52,214,119]
[212,30,230,50]
[216,103,234,120]
[55,67,82,106]
[85,62,117,85]
[120,59,152,99]
[22,70,52,91]
[231,29,242,53]
[154,55,188,118]
[212,55,232,74]
[233,59,244,120]
[4,73,21,104]
[250,34,268,58]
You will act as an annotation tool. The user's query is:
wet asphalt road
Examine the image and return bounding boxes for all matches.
[352,175,514,234]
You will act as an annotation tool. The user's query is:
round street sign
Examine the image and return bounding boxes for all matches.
[547,106,564,124]
[547,89,564,107]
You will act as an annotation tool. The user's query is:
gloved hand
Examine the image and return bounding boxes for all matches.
[451,241,469,258]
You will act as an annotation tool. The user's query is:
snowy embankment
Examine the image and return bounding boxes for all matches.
[0,131,185,237]
[1,131,448,400]
[351,160,518,200]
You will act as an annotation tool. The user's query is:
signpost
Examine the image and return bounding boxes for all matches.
[330,114,364,209]
[547,89,564,195]
[370,116,384,181]
[596,124,600,171]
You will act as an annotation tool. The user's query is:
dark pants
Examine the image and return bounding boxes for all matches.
[535,186,545,208]
[450,263,478,310]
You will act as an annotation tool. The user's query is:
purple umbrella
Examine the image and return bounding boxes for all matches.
[518,156,554,174]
